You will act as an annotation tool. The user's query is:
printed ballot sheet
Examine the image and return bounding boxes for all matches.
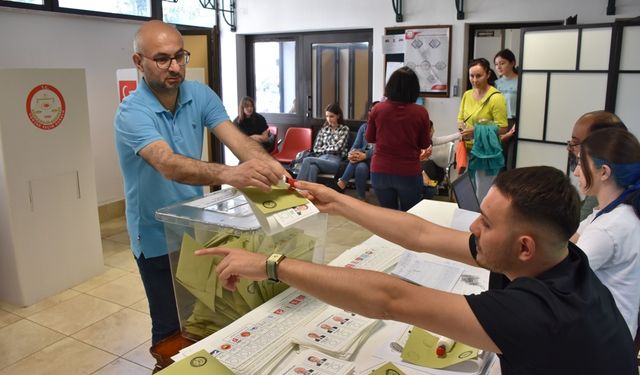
[391,251,464,291]
[178,289,329,374]
[291,306,379,359]
[272,349,354,375]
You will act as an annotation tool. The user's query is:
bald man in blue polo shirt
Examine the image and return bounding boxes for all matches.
[114,20,286,346]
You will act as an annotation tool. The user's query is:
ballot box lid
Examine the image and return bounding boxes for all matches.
[155,188,261,232]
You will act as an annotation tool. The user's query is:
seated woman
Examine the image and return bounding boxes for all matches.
[572,128,640,338]
[337,101,379,200]
[233,96,275,152]
[297,103,350,182]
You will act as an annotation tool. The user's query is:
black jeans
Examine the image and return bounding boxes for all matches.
[135,253,180,345]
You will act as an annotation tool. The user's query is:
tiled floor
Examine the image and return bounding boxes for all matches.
[0,211,372,375]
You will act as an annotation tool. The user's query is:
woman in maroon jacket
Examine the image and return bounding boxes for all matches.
[366,67,432,211]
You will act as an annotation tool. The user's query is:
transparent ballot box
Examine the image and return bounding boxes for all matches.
[155,188,327,341]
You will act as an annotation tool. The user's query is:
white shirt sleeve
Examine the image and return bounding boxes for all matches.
[432,132,460,145]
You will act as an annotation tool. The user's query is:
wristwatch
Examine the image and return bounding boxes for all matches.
[266,253,286,282]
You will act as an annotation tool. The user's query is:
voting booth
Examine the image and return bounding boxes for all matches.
[0,69,103,306]
[156,188,327,341]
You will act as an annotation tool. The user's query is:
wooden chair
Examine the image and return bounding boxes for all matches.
[272,127,312,164]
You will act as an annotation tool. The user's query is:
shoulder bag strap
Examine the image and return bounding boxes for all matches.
[463,91,500,124]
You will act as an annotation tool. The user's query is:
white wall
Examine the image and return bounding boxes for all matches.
[0,1,638,205]
[219,0,639,137]
[0,7,140,205]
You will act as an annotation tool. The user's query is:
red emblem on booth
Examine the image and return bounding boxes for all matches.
[119,80,137,102]
[26,84,66,130]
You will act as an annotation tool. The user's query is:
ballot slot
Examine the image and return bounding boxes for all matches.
[205,195,253,217]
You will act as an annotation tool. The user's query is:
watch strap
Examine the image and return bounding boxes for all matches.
[266,253,286,282]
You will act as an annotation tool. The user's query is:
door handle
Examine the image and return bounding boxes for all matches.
[307,95,312,118]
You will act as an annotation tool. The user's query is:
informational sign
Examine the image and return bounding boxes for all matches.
[381,34,405,54]
[404,28,450,94]
[25,83,66,130]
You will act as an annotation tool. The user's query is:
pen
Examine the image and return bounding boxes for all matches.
[436,335,455,358]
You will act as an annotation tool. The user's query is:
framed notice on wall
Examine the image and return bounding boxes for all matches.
[383,25,452,98]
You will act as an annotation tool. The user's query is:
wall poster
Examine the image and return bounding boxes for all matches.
[384,25,452,98]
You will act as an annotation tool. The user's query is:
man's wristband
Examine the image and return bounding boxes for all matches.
[266,253,286,282]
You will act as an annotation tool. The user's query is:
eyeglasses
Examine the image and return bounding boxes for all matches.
[566,140,581,149]
[139,50,191,70]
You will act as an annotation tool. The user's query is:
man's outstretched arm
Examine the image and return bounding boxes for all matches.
[196,247,500,354]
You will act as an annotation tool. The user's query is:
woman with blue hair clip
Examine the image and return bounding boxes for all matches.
[572,128,640,339]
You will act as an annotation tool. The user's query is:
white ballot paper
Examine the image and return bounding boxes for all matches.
[177,290,328,374]
[272,349,355,375]
[391,251,464,292]
[291,306,380,360]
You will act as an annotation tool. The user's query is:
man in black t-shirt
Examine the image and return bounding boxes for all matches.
[198,166,637,375]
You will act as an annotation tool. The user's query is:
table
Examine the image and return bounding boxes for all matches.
[164,200,499,374]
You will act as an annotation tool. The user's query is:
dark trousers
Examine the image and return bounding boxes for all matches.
[135,253,180,345]
[371,172,423,211]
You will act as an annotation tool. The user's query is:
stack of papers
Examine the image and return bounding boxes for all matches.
[177,289,329,374]
[330,241,405,272]
[291,306,380,360]
[271,349,355,375]
[240,183,319,235]
[175,228,316,339]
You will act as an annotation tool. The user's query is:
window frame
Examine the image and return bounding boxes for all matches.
[245,29,373,130]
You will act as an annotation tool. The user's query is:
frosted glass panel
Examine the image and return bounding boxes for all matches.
[616,73,640,137]
[546,73,607,143]
[518,73,547,140]
[516,141,567,172]
[620,26,640,70]
[579,28,611,70]
[523,30,578,70]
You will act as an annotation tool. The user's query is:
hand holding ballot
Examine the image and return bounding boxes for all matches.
[240,179,319,234]
[195,247,268,291]
[222,157,287,192]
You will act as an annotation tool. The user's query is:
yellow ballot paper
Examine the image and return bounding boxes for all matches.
[175,234,219,312]
[401,327,478,369]
[371,362,407,374]
[157,349,234,375]
[240,185,308,214]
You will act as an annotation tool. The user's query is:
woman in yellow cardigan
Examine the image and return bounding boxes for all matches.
[457,58,508,203]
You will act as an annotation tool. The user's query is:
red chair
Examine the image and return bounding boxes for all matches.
[268,125,279,155]
[272,127,312,164]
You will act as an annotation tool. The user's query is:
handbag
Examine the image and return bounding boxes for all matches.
[288,149,315,175]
